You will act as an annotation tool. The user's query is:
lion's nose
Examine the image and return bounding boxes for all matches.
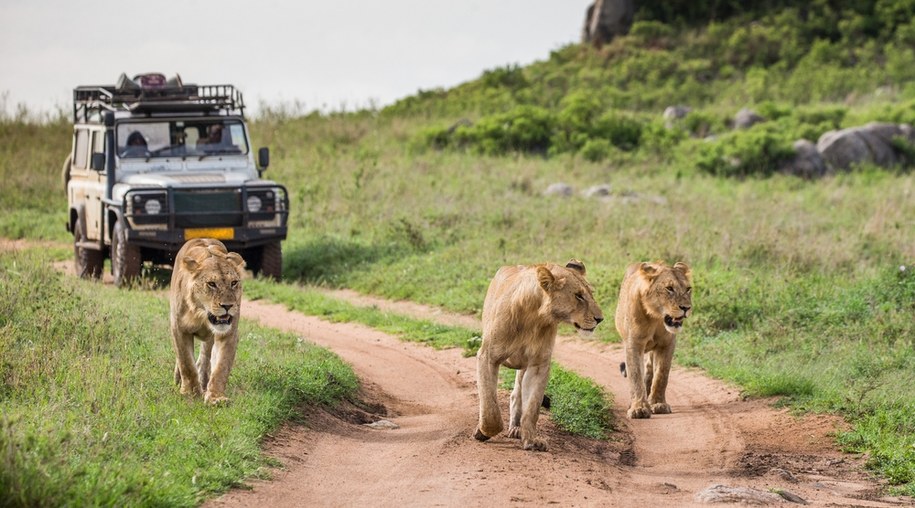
[221,304,234,312]
[679,305,691,313]
[594,316,604,324]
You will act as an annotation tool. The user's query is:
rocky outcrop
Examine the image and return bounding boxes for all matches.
[582,0,635,47]
[816,122,915,171]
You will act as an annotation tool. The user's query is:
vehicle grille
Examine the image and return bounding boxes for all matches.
[174,190,242,227]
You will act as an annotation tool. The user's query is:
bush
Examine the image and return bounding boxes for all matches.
[695,124,795,177]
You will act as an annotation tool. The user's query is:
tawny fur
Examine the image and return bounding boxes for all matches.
[615,261,692,419]
[169,238,246,405]
[475,259,603,451]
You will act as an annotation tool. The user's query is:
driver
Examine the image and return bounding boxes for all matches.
[121,131,148,157]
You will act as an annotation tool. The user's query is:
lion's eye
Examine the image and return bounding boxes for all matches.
[207,281,218,290]
[666,286,675,294]
[575,292,585,302]
[231,280,238,288]
[686,287,692,294]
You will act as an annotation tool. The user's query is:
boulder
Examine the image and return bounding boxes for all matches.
[779,139,828,179]
[817,122,915,171]
[543,182,574,197]
[582,0,635,47]
[734,108,765,129]
[663,105,692,129]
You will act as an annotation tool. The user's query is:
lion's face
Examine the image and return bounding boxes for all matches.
[183,247,245,335]
[539,260,604,337]
[642,262,692,334]
[193,257,243,334]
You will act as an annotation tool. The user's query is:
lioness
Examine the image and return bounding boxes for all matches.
[169,238,246,405]
[474,259,604,451]
[615,261,692,419]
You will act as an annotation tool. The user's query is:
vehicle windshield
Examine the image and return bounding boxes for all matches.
[117,119,249,158]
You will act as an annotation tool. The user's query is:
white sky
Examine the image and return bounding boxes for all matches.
[0,0,591,117]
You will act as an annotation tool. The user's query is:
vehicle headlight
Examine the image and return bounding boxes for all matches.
[144,199,162,215]
[128,191,169,226]
[246,195,262,213]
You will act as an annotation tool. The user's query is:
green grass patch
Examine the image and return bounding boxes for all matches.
[0,249,358,507]
[247,279,616,440]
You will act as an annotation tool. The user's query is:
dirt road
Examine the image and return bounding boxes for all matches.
[206,291,909,507]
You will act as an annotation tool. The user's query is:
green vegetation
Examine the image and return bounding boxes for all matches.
[0,248,358,507]
[4,0,915,496]
[246,278,616,439]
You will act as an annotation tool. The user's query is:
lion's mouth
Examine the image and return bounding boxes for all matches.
[574,323,596,333]
[208,313,233,327]
[664,314,685,329]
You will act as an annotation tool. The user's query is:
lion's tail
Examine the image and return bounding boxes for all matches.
[619,362,627,377]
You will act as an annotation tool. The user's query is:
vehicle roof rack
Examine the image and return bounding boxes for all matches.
[73,73,245,123]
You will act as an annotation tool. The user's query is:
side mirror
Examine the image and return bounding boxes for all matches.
[91,152,106,171]
[257,147,270,171]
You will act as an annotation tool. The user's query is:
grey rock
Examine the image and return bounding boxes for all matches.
[817,122,915,171]
[364,419,399,430]
[734,108,765,129]
[582,0,634,47]
[543,182,574,197]
[779,139,828,179]
[696,484,785,504]
[582,184,612,198]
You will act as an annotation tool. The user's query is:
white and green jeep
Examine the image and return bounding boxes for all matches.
[64,73,288,286]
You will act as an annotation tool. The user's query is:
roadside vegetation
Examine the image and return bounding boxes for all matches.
[3,0,915,496]
[0,248,358,506]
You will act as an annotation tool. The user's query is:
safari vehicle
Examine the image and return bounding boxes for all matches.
[64,73,288,286]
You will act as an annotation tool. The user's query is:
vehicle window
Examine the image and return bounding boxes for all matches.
[74,129,89,169]
[91,130,105,156]
[117,123,170,158]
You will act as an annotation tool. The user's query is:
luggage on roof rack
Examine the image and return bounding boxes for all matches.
[73,72,245,122]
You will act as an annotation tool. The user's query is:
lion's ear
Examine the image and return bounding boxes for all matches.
[673,262,691,279]
[565,259,586,275]
[638,262,659,281]
[227,252,246,270]
[182,257,199,273]
[537,266,556,291]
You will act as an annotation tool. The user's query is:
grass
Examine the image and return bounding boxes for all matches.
[246,278,617,439]
[4,5,915,495]
[0,248,359,507]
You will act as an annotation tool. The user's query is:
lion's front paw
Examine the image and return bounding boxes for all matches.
[651,402,671,414]
[627,403,652,419]
[522,438,548,452]
[473,428,492,441]
[507,426,521,439]
[205,393,230,405]
[179,382,203,397]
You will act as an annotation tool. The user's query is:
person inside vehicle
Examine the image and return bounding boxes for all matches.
[197,124,224,151]
[121,131,148,157]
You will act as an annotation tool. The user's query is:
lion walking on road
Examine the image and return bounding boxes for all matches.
[615,261,692,419]
[474,259,604,451]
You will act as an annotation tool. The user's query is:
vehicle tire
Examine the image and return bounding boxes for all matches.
[73,221,103,279]
[111,220,141,287]
[258,241,282,281]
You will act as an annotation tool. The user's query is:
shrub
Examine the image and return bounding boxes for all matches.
[695,124,795,177]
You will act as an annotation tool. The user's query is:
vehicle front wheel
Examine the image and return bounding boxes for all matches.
[111,220,141,287]
[258,241,282,281]
[73,223,103,279]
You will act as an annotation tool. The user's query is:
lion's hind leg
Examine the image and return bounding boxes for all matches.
[507,368,523,439]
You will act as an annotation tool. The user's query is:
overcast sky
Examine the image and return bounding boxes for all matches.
[0,0,591,117]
